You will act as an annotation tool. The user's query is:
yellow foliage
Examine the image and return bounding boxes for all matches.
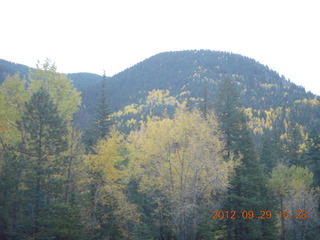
[123,104,139,115]
[268,164,319,231]
[29,59,81,120]
[244,108,253,118]
[295,98,320,106]
[259,83,274,89]
[145,89,171,106]
[85,129,140,231]
[128,106,237,210]
[111,110,123,117]
[0,95,5,132]
[179,91,190,96]
[0,74,30,145]
[86,130,125,184]
[0,61,81,148]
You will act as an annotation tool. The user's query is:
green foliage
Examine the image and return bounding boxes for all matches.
[260,132,280,173]
[268,164,320,240]
[0,151,27,239]
[83,73,113,151]
[18,86,68,160]
[37,203,84,240]
[0,59,29,84]
[0,64,85,240]
[268,164,314,196]
[214,78,277,239]
[67,72,103,90]
[16,87,69,238]
[214,78,245,156]
[304,130,320,186]
[0,74,30,146]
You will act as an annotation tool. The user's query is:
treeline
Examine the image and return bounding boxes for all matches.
[0,61,320,240]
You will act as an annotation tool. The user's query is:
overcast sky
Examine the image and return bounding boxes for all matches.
[1,0,319,95]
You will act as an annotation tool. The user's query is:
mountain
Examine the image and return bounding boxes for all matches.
[74,50,319,133]
[0,59,29,83]
[105,50,315,111]
[67,72,102,90]
[1,50,319,133]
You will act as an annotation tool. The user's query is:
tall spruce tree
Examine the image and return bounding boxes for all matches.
[260,132,279,174]
[84,73,113,151]
[82,73,114,239]
[214,78,277,240]
[16,87,75,239]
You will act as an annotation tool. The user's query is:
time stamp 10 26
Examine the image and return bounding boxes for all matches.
[212,210,308,220]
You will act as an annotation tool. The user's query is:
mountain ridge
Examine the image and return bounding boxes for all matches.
[1,50,319,132]
[105,50,315,110]
[0,50,315,97]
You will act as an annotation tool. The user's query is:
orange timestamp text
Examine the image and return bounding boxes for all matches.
[211,210,308,220]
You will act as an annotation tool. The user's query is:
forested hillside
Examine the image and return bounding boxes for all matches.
[67,72,103,90]
[76,50,315,113]
[0,59,29,84]
[1,51,320,239]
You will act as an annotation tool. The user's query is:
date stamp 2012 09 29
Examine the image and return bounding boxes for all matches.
[211,210,308,220]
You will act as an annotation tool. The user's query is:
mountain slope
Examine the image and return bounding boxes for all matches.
[67,72,102,90]
[1,50,319,133]
[103,50,314,113]
[0,59,29,83]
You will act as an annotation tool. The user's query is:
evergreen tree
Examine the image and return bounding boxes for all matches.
[15,87,82,239]
[0,151,27,239]
[0,65,84,239]
[84,73,113,151]
[260,131,279,174]
[214,78,277,240]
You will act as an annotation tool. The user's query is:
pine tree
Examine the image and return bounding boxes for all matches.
[260,132,279,174]
[16,87,71,239]
[84,73,113,151]
[214,78,277,240]
[0,151,27,239]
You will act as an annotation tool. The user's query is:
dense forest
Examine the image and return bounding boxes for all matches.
[0,50,320,240]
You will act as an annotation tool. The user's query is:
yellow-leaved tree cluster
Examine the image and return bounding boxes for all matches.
[128,104,237,239]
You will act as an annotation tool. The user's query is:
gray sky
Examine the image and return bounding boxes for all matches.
[1,0,319,95]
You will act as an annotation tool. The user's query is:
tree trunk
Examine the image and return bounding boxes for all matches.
[280,196,285,240]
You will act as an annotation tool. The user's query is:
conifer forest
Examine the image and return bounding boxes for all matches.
[1,50,320,239]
